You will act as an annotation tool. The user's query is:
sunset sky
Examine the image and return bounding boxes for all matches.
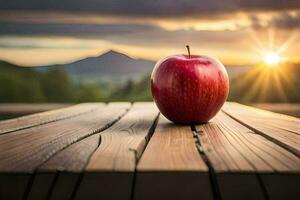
[0,0,299,66]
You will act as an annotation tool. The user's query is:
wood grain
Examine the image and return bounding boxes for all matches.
[134,116,212,200]
[0,103,104,135]
[28,134,100,200]
[74,102,159,200]
[195,111,300,200]
[222,102,300,156]
[0,103,130,199]
[1,101,299,200]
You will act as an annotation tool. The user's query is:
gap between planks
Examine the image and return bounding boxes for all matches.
[21,103,159,200]
[26,103,131,200]
[0,103,130,200]
[191,125,222,200]
[195,110,300,200]
[222,102,300,157]
[1,101,297,200]
[133,115,213,200]
[73,103,159,200]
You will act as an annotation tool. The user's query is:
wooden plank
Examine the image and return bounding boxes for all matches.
[222,102,300,156]
[27,173,57,200]
[0,103,71,115]
[134,116,212,200]
[0,103,105,135]
[74,102,159,200]
[0,103,130,200]
[195,111,300,200]
[227,103,300,133]
[28,134,100,200]
[253,103,300,118]
[39,134,100,172]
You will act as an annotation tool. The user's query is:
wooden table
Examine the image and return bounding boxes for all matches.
[253,103,300,118]
[0,102,299,200]
[0,103,71,120]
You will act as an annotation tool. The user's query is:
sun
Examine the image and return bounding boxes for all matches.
[264,51,281,66]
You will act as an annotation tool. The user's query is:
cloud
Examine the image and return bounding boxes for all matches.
[0,22,163,36]
[270,12,300,29]
[249,15,262,29]
[249,11,300,29]
[0,0,299,16]
[0,1,299,66]
[0,22,248,48]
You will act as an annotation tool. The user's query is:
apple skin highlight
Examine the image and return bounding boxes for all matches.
[151,54,229,124]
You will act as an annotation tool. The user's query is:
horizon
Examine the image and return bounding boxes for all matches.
[0,1,299,66]
[0,49,260,68]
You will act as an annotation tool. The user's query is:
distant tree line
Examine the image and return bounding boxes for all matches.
[0,61,152,102]
[0,61,299,103]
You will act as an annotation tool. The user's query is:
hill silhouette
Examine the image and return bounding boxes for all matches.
[36,50,155,83]
[35,50,250,80]
[1,51,299,103]
[61,50,155,75]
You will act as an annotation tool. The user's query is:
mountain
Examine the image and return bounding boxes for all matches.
[228,62,300,103]
[1,50,253,87]
[35,50,251,81]
[62,50,155,75]
[36,50,155,79]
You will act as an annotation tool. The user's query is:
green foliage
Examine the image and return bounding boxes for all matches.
[0,62,75,102]
[109,75,152,101]
[0,63,46,102]
[0,61,152,102]
[76,84,104,102]
[40,68,74,102]
[1,60,299,103]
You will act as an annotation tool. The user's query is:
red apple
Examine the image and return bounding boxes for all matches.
[151,46,229,124]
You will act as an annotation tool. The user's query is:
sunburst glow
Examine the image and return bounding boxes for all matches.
[264,51,280,65]
[241,27,296,102]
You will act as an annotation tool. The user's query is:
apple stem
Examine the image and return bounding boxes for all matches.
[186,45,191,58]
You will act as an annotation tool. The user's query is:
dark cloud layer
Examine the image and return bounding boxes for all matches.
[249,12,300,29]
[0,23,162,36]
[0,0,299,16]
[271,12,300,29]
[0,21,249,50]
